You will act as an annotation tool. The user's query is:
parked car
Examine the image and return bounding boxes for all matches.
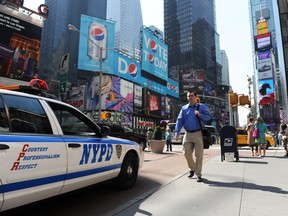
[0,86,144,212]
[96,122,147,150]
[236,128,275,149]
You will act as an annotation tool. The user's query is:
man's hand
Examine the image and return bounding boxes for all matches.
[195,110,200,116]
[175,135,179,141]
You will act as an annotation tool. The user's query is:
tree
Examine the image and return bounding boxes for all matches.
[153,126,163,140]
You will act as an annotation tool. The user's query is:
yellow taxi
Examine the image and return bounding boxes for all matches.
[236,128,275,149]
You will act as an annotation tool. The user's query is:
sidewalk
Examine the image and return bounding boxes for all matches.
[113,146,288,216]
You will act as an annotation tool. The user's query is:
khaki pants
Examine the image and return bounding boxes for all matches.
[182,130,204,177]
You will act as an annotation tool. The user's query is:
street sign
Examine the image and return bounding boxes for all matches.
[60,73,67,94]
[61,53,69,72]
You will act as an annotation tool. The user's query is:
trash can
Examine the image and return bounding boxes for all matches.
[219,125,239,162]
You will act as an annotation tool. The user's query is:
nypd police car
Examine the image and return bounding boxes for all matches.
[0,86,144,212]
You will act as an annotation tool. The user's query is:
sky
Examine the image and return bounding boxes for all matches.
[24,0,252,126]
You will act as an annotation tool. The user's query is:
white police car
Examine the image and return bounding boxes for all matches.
[0,86,144,212]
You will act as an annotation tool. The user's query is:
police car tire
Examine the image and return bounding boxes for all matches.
[115,152,139,189]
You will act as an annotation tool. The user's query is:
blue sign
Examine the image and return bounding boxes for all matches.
[141,27,168,81]
[113,52,142,84]
[78,15,115,72]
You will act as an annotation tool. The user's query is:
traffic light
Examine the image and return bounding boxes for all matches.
[239,95,249,105]
[101,112,112,120]
[110,92,115,101]
[229,93,238,105]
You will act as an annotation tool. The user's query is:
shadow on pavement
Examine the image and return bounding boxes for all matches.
[203,179,288,194]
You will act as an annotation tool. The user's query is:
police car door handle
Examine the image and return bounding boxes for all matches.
[68,143,81,148]
[0,144,10,150]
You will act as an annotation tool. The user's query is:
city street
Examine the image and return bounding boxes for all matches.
[0,144,218,216]
[2,144,287,216]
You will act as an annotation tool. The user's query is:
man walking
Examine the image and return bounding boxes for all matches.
[175,90,212,182]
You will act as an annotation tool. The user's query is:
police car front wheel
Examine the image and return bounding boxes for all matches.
[114,152,139,189]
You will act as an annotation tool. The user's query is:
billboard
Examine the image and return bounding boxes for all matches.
[258,79,275,105]
[114,51,141,84]
[257,58,272,80]
[166,78,179,98]
[258,50,270,60]
[78,15,115,73]
[141,27,168,81]
[0,8,42,80]
[145,89,163,117]
[257,20,268,35]
[134,84,143,108]
[254,33,272,52]
[86,75,134,113]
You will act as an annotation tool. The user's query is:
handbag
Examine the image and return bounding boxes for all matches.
[252,128,259,139]
[196,104,212,149]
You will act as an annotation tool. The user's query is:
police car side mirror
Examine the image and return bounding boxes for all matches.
[101,126,111,136]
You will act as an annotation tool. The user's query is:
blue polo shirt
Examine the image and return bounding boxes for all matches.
[175,103,211,136]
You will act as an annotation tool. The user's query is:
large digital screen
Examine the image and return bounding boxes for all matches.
[145,89,163,117]
[0,8,42,80]
[254,33,272,52]
[258,79,275,105]
[141,27,168,81]
[78,15,115,72]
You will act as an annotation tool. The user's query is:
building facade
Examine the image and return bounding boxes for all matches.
[249,0,287,129]
[164,0,221,124]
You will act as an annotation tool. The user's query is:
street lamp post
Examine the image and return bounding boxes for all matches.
[68,24,103,121]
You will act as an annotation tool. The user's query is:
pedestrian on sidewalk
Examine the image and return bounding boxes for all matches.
[255,116,268,157]
[246,117,257,156]
[165,128,172,151]
[175,90,211,182]
[280,123,288,156]
[146,127,153,151]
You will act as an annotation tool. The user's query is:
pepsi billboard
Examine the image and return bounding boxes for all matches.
[141,27,168,81]
[113,51,141,84]
[78,15,115,73]
[166,78,179,98]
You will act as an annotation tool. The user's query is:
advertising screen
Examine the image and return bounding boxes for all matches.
[141,27,168,81]
[78,15,115,73]
[166,78,179,98]
[145,89,163,117]
[257,58,272,80]
[0,9,42,80]
[258,79,275,105]
[254,33,272,52]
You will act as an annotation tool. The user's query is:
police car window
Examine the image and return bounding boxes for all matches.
[0,96,9,132]
[3,95,52,134]
[47,102,97,136]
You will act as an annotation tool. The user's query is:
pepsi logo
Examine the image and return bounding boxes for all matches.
[129,63,137,78]
[91,28,104,41]
[148,54,154,64]
[150,40,157,53]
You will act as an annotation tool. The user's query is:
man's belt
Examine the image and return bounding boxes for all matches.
[186,129,201,133]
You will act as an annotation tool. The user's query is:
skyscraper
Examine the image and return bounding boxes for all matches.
[106,0,143,60]
[249,0,287,127]
[164,0,218,119]
[39,0,107,84]
[164,0,217,94]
